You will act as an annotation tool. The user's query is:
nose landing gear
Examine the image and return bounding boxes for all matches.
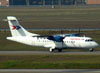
[89,48,94,52]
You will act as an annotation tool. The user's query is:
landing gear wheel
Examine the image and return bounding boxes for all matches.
[49,48,54,52]
[58,49,62,52]
[89,48,94,52]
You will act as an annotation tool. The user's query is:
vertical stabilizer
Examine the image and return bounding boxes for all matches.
[7,16,39,37]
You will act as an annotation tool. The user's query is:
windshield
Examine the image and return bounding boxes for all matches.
[85,39,93,42]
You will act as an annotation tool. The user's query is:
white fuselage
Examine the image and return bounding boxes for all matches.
[6,16,99,52]
[7,36,98,50]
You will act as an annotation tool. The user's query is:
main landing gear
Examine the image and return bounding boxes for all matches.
[49,48,55,52]
[89,48,94,52]
[49,48,62,52]
[58,49,62,52]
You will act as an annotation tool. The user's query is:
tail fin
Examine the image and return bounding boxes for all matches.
[7,16,39,37]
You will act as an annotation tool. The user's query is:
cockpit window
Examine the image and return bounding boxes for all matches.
[85,39,93,42]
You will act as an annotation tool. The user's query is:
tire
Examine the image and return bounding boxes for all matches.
[49,48,54,52]
[58,49,62,52]
[89,48,94,52]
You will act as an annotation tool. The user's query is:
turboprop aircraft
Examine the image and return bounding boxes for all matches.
[6,16,99,52]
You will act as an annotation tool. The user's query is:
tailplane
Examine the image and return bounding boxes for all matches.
[7,16,39,37]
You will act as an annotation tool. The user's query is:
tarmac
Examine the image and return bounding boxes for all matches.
[0,51,100,55]
[0,69,100,73]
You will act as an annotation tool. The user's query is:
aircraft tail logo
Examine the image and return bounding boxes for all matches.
[12,26,21,30]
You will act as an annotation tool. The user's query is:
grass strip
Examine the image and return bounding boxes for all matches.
[0,54,100,69]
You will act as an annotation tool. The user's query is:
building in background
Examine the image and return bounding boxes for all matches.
[0,0,9,6]
[9,0,86,6]
[86,0,100,4]
[1,0,100,7]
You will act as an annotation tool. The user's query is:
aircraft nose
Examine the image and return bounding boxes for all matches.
[94,42,99,48]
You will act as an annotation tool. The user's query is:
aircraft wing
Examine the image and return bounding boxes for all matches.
[53,33,80,37]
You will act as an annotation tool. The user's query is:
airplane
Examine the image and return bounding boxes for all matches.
[6,16,99,52]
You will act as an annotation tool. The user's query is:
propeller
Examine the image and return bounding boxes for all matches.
[78,28,81,36]
[75,28,83,37]
[79,28,83,36]
[61,29,63,35]
[60,29,64,48]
